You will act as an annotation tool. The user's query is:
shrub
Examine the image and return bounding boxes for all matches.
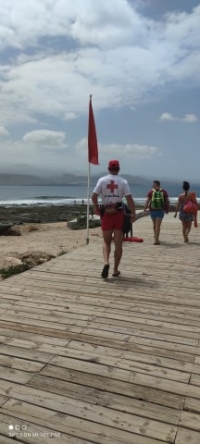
[0,263,31,279]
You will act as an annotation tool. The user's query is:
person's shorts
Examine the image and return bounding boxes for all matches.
[150,210,165,219]
[101,211,124,231]
[179,210,193,222]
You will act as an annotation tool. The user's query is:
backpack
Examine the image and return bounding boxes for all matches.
[151,189,164,210]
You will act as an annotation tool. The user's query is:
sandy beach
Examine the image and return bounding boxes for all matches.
[0,211,184,272]
[0,222,102,269]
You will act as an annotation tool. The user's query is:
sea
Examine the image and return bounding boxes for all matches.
[0,184,200,206]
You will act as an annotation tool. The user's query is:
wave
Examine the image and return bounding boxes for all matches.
[0,196,192,207]
[34,195,73,199]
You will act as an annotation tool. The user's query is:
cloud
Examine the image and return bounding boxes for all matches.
[23,129,66,146]
[0,129,69,166]
[22,130,68,152]
[75,138,161,162]
[158,112,198,122]
[182,113,198,122]
[0,1,199,127]
[0,126,9,136]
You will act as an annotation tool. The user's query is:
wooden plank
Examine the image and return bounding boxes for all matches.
[0,385,178,441]
[0,310,89,328]
[0,315,83,333]
[0,395,8,407]
[0,344,54,362]
[0,355,45,372]
[0,412,87,444]
[37,343,190,383]
[0,436,24,444]
[28,374,180,425]
[190,374,200,386]
[184,397,200,414]
[85,320,199,345]
[0,365,33,384]
[67,340,195,373]
[39,366,184,410]
[0,327,70,346]
[1,399,175,444]
[175,428,200,444]
[75,327,200,356]
[2,305,93,321]
[44,357,200,399]
[94,313,200,336]
[179,410,200,432]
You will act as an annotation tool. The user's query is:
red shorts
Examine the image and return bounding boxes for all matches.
[101,211,124,231]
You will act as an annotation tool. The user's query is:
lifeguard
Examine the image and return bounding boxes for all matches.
[92,160,136,279]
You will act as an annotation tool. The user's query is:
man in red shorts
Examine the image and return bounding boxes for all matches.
[92,160,136,279]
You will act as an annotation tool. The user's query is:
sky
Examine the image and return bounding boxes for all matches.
[0,0,200,180]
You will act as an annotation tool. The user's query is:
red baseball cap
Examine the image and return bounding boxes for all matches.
[108,159,120,169]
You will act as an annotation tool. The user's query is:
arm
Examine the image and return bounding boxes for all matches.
[144,196,150,213]
[126,194,136,222]
[174,196,181,217]
[91,179,102,212]
[165,196,170,213]
[91,192,100,211]
[91,192,101,215]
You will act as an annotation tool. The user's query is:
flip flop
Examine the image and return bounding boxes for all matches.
[101,264,110,279]
[112,271,120,277]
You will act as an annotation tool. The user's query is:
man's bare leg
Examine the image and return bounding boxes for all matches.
[113,230,123,276]
[154,218,162,244]
[152,219,156,239]
[101,230,112,278]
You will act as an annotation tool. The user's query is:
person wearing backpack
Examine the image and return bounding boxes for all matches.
[143,180,169,245]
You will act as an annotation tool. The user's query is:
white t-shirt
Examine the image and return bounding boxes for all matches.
[93,174,131,206]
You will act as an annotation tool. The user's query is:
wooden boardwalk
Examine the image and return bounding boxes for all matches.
[0,214,200,443]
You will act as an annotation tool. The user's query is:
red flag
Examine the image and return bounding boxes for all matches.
[88,96,99,165]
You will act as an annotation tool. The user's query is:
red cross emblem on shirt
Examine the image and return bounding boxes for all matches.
[107,180,118,193]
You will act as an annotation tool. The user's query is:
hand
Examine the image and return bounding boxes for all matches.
[94,206,100,216]
[131,213,136,223]
[143,209,147,215]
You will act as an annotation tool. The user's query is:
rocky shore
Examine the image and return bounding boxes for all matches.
[0,203,185,226]
[0,204,89,225]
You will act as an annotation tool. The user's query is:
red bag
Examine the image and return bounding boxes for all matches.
[183,201,198,214]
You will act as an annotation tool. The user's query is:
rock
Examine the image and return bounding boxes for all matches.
[2,257,23,269]
[18,251,55,268]
[0,251,55,271]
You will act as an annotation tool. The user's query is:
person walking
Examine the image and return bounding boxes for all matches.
[92,160,136,279]
[143,180,169,245]
[174,181,198,242]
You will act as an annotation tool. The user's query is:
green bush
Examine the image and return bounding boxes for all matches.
[57,250,68,256]
[0,263,31,279]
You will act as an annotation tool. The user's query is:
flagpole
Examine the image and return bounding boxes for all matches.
[86,160,90,245]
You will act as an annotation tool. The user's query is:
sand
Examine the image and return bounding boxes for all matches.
[0,222,102,269]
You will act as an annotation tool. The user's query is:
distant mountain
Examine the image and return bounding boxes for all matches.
[0,174,49,186]
[0,172,152,186]
[0,171,199,187]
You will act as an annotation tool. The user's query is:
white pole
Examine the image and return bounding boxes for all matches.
[86,161,91,245]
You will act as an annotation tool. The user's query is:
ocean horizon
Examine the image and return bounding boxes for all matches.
[0,184,200,206]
